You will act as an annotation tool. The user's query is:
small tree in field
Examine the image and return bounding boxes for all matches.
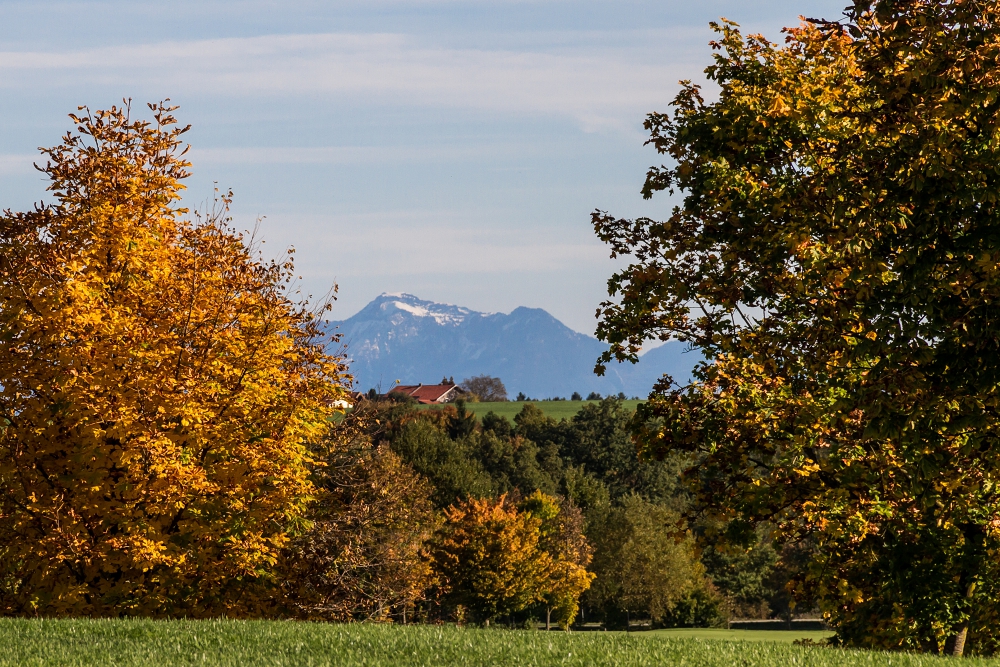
[460,376,508,402]
[0,102,348,616]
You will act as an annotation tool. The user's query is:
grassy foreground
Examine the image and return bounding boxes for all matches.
[420,400,644,421]
[0,619,991,667]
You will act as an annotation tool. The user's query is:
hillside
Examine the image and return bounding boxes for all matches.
[329,294,699,398]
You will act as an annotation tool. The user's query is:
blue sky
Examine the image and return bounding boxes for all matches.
[0,0,845,334]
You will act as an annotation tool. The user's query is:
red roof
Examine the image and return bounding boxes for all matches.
[389,383,460,404]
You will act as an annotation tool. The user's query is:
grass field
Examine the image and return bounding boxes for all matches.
[648,627,835,643]
[418,400,644,421]
[0,619,989,667]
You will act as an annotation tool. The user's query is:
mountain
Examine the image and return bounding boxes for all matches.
[328,293,699,399]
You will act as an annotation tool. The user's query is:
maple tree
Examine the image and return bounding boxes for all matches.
[0,102,348,616]
[595,1,1000,656]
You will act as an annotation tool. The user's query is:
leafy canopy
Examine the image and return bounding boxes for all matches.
[595,2,1000,655]
[283,441,438,622]
[431,495,553,623]
[520,490,595,629]
[0,102,347,616]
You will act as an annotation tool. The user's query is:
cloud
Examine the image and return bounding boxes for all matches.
[244,209,609,278]
[5,135,565,175]
[0,31,693,127]
[0,154,38,176]
[190,142,543,166]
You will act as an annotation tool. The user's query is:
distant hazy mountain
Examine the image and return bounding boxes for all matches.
[328,293,700,399]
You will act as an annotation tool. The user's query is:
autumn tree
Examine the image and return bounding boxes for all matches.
[282,439,438,622]
[430,495,551,624]
[595,3,1000,656]
[519,491,595,630]
[0,102,348,616]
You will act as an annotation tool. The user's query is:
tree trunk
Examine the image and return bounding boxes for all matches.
[948,525,986,657]
[546,607,552,631]
[947,580,978,657]
[948,625,969,657]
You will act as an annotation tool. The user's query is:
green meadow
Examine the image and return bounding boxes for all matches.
[0,619,986,667]
[649,627,834,643]
[419,399,644,421]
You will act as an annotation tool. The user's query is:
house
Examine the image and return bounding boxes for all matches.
[329,391,364,409]
[388,383,464,404]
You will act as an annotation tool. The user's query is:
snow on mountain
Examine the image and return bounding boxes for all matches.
[376,293,483,326]
[328,293,698,398]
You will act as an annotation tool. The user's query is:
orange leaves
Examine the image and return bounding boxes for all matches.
[0,103,350,616]
[431,493,593,625]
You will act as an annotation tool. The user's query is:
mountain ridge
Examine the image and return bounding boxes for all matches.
[329,293,698,398]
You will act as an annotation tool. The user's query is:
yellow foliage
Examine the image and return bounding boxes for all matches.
[0,102,349,616]
[520,490,595,629]
[432,492,595,627]
[432,495,551,623]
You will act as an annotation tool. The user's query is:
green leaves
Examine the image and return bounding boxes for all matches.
[596,6,1000,656]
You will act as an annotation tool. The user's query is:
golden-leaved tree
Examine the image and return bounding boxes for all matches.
[0,102,348,616]
[431,492,594,628]
[431,495,551,624]
[519,491,594,630]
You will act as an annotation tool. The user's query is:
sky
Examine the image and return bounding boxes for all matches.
[0,0,846,335]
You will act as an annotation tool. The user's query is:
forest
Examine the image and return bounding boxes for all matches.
[329,394,789,629]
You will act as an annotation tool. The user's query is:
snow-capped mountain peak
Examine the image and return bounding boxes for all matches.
[329,294,694,397]
[373,293,486,327]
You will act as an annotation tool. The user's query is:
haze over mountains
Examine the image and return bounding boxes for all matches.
[329,293,699,399]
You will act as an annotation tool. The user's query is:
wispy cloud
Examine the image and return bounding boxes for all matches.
[0,32,692,129]
[0,154,38,176]
[190,141,547,166]
[248,210,609,278]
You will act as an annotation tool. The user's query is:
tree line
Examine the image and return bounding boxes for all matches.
[352,395,791,628]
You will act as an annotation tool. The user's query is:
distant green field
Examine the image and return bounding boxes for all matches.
[418,400,644,421]
[647,627,835,643]
[0,619,985,667]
